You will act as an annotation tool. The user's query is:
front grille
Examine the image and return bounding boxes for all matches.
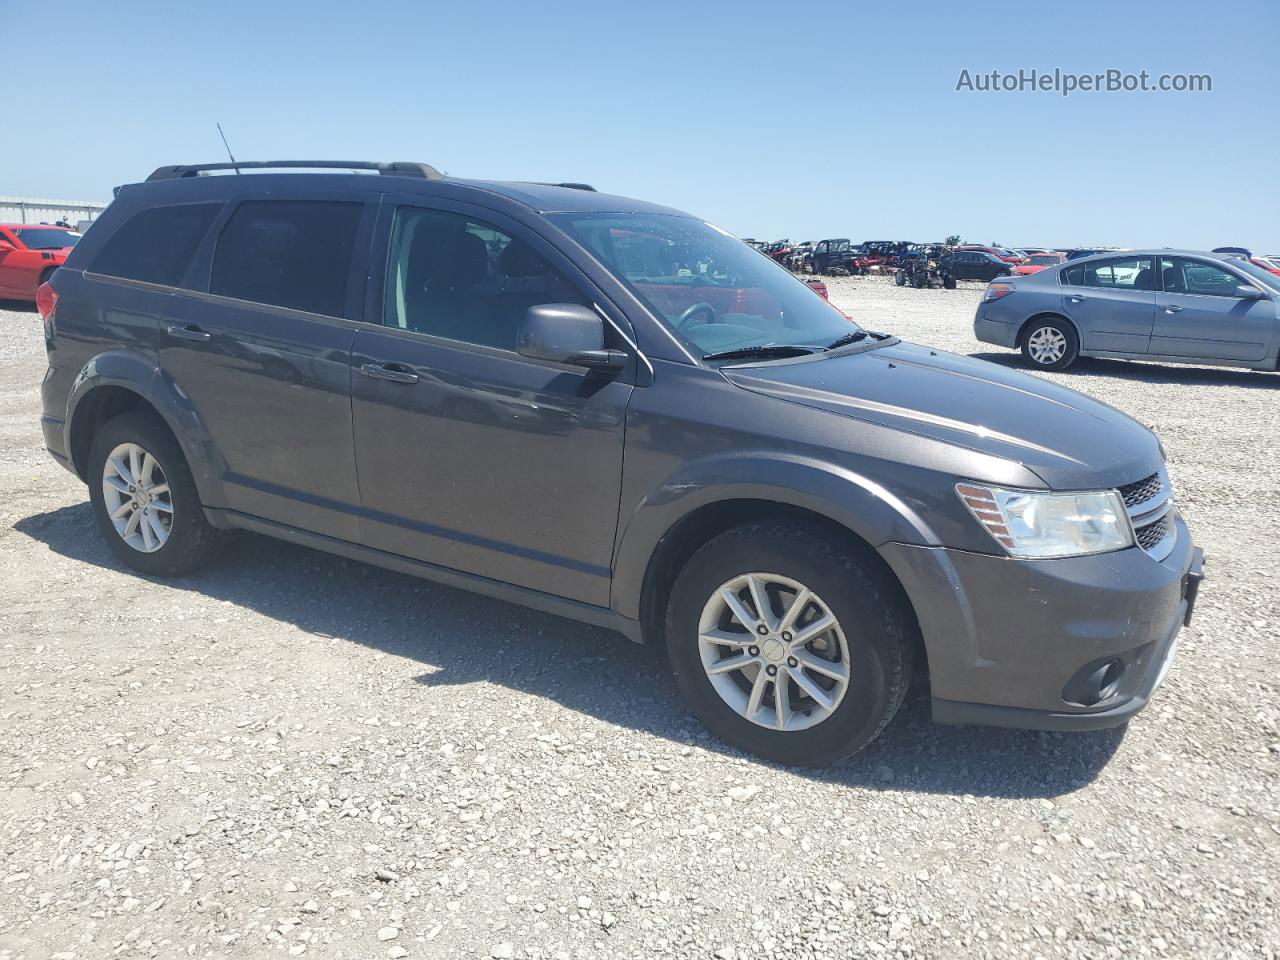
[1120,472,1162,508]
[1135,514,1170,550]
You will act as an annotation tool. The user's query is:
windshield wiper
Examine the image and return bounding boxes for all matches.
[824,331,869,351]
[702,344,820,362]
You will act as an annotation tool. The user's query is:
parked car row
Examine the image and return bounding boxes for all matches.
[0,224,81,301]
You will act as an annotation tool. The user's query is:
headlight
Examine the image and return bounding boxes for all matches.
[956,483,1133,558]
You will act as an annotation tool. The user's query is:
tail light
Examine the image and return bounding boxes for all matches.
[36,281,59,321]
[983,282,1014,302]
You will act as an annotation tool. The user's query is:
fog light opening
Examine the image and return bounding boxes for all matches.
[1063,658,1125,707]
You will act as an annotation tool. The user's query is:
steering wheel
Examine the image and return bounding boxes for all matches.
[675,301,718,330]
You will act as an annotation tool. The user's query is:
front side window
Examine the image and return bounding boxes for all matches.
[1062,256,1154,291]
[14,228,79,250]
[1161,257,1248,297]
[384,207,587,350]
[210,201,362,317]
[89,203,222,286]
[551,213,856,357]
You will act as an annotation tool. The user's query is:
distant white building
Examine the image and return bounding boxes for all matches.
[0,196,109,228]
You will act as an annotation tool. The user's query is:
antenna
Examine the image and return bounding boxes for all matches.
[216,123,240,173]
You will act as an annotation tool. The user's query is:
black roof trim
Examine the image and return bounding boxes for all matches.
[145,161,445,182]
[531,181,597,192]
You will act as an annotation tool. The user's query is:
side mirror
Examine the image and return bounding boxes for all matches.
[517,303,626,371]
[1234,284,1265,300]
[0,240,14,254]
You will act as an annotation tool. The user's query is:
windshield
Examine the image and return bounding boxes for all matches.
[552,213,860,357]
[1029,255,1060,265]
[1234,259,1280,291]
[13,228,79,250]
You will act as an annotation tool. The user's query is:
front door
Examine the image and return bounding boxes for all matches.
[160,196,376,540]
[1152,257,1276,361]
[350,202,633,606]
[1059,255,1156,354]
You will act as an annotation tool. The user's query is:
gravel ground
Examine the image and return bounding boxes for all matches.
[1,281,1276,960]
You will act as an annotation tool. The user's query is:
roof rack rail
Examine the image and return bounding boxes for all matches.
[145,161,444,182]
[534,181,597,192]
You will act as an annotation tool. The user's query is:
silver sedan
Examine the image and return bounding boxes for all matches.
[973,249,1280,372]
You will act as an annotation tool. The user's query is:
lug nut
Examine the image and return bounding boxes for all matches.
[756,624,768,635]
[781,631,792,642]
[766,665,777,676]
[787,657,798,668]
[748,646,760,657]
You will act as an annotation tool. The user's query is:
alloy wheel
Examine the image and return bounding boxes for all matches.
[1027,326,1067,365]
[697,572,850,732]
[100,441,173,553]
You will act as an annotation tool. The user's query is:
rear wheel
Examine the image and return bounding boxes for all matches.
[88,411,221,575]
[1020,318,1079,370]
[894,270,906,286]
[665,523,913,766]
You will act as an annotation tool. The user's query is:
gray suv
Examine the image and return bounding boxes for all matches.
[39,161,1203,766]
[974,249,1280,371]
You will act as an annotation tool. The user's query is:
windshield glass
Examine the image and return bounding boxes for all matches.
[1029,255,1060,265]
[552,213,860,357]
[14,228,79,250]
[1234,260,1280,291]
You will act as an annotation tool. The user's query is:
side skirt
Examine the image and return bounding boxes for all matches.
[209,508,644,643]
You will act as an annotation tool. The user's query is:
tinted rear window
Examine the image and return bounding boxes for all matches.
[89,203,221,286]
[210,201,362,317]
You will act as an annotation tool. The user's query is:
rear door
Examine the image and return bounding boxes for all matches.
[1152,257,1276,361]
[1059,255,1156,353]
[0,227,23,295]
[159,194,377,540]
[349,199,634,605]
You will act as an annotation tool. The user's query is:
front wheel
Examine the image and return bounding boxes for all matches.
[665,523,913,766]
[1021,319,1079,370]
[894,270,906,286]
[88,411,222,576]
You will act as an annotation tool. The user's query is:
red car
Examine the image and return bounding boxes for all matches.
[1013,252,1067,275]
[0,224,80,301]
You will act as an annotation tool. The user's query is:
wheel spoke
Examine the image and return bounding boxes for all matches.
[791,614,834,646]
[146,512,168,545]
[151,500,173,514]
[746,575,774,630]
[787,665,835,713]
[141,453,158,484]
[778,586,812,634]
[109,456,133,485]
[744,668,769,720]
[705,653,752,675]
[110,500,134,520]
[122,509,142,540]
[105,475,131,495]
[139,514,155,551]
[148,483,169,498]
[792,650,849,682]
[129,446,143,484]
[720,588,760,631]
[774,673,792,730]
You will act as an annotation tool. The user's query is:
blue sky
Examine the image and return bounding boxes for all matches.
[3,0,1276,250]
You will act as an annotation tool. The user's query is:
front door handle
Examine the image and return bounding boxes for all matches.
[1163,305,1183,314]
[167,323,211,342]
[1067,295,1087,303]
[360,362,419,384]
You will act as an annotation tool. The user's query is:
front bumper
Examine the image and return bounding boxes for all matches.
[880,514,1203,731]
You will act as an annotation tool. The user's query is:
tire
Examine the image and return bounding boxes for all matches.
[87,410,221,576]
[894,270,906,286]
[943,275,957,290]
[1020,317,1079,371]
[665,523,914,766]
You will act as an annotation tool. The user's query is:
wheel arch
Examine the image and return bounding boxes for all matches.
[65,352,222,502]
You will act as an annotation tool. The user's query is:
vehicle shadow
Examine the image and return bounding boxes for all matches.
[970,351,1279,389]
[14,502,1126,799]
[0,299,38,313]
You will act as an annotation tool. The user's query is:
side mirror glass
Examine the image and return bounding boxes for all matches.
[517,303,625,371]
[1234,284,1264,300]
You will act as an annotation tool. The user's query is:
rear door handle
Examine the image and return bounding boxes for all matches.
[167,323,211,342]
[360,362,419,384]
[1067,295,1087,303]
[1163,305,1183,314]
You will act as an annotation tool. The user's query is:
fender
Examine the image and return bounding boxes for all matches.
[610,450,943,621]
[65,350,228,506]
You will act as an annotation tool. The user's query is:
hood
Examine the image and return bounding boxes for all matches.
[721,341,1162,490]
